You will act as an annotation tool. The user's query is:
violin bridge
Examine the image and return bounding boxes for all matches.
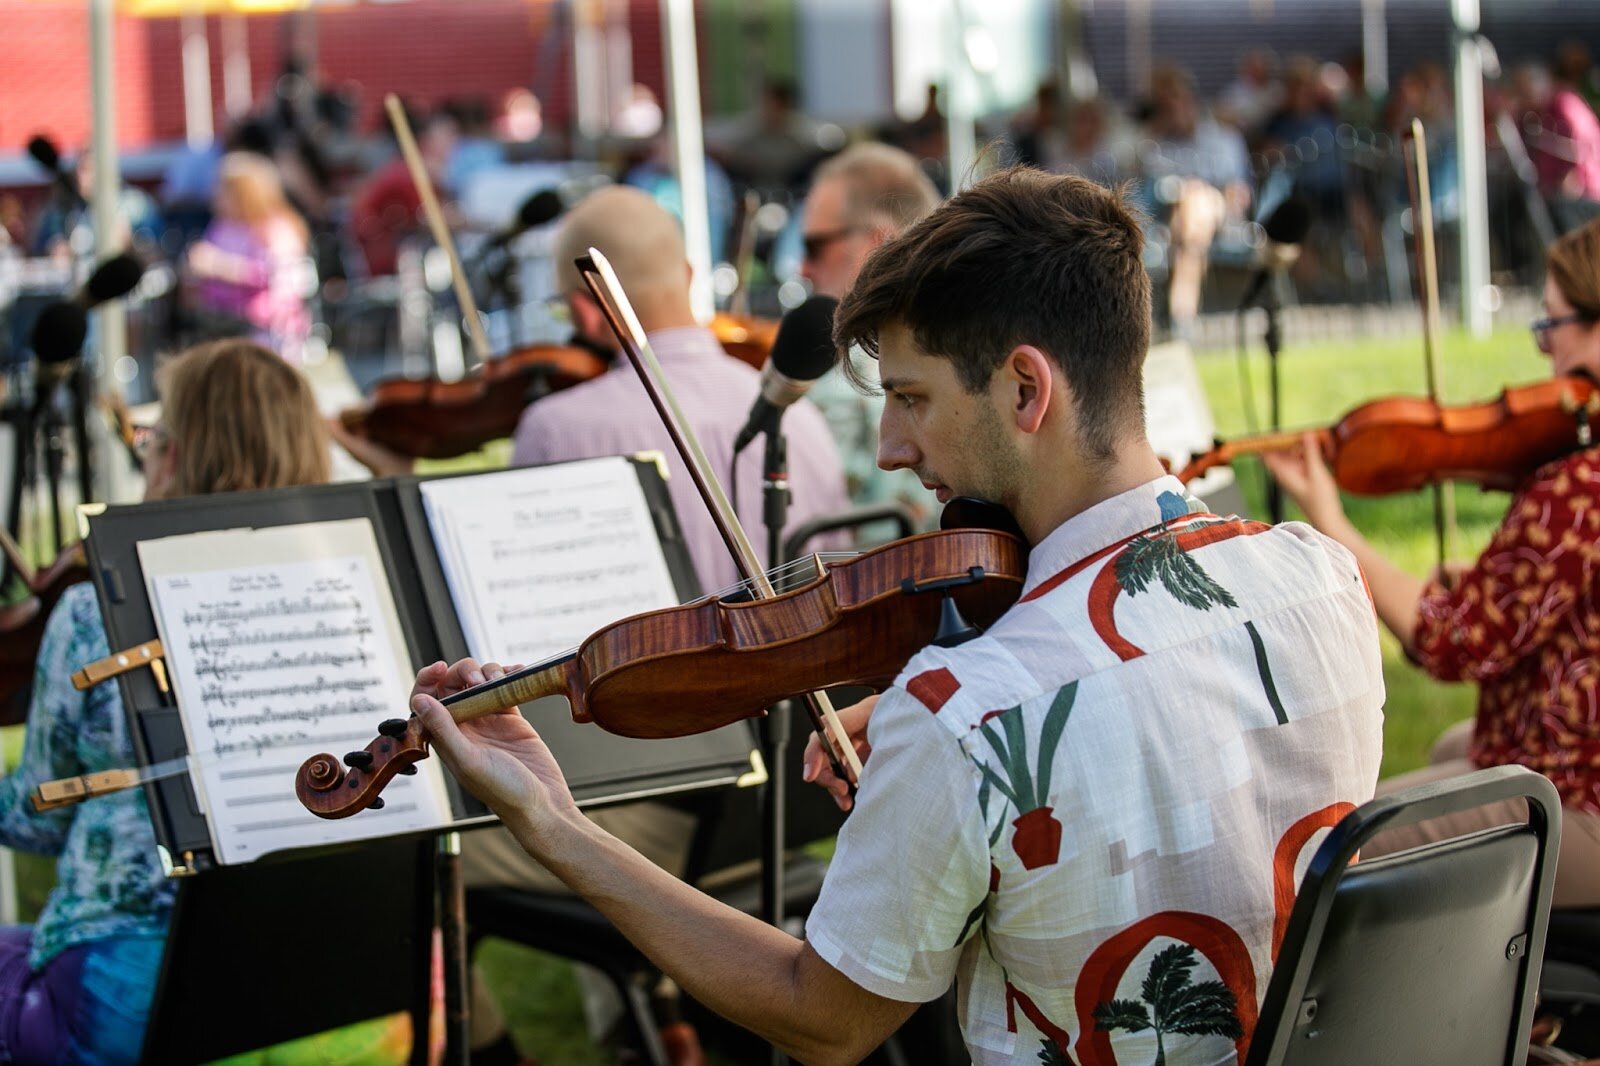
[71,639,166,691]
[812,551,828,578]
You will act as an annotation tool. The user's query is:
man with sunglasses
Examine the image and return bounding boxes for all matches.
[799,143,942,525]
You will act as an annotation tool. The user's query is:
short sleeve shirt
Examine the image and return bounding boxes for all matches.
[805,477,1385,1064]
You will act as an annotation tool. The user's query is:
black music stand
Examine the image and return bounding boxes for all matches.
[82,458,759,1063]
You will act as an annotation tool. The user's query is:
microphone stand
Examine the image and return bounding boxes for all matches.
[1258,274,1285,525]
[758,425,792,1066]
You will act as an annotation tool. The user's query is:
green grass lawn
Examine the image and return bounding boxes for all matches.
[2,322,1550,1062]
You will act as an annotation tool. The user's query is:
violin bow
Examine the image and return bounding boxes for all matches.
[577,250,864,787]
[1404,118,1461,572]
[384,94,493,368]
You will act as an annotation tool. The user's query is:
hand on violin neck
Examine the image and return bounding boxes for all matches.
[802,694,877,811]
[1260,432,1350,534]
[410,658,579,825]
[326,417,417,479]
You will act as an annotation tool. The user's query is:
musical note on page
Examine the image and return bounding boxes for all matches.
[420,457,682,665]
[138,520,452,864]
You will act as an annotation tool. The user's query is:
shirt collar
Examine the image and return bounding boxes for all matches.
[640,326,727,364]
[1020,475,1208,598]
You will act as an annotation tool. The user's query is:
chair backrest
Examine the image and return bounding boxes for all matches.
[1247,765,1562,1066]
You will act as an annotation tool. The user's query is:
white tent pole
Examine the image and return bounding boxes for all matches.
[181,9,214,149]
[90,0,127,386]
[222,13,252,119]
[1453,0,1492,337]
[660,0,713,321]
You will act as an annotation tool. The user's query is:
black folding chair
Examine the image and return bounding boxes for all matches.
[1247,765,1562,1066]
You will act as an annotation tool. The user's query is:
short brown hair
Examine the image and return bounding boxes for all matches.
[834,167,1151,458]
[157,339,330,497]
[1547,216,1600,320]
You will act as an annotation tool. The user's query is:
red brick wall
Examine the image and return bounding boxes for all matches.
[0,0,669,153]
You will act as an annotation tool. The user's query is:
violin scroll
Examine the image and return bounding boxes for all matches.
[295,716,429,819]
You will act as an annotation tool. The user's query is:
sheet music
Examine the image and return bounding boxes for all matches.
[420,457,682,665]
[138,519,452,864]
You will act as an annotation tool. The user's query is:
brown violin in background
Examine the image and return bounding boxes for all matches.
[0,542,91,727]
[1176,375,1600,496]
[338,344,609,460]
[710,312,778,370]
[295,525,1026,819]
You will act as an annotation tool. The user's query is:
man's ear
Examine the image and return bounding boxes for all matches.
[1000,345,1055,435]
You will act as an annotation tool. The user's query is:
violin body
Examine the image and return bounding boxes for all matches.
[710,312,778,370]
[1178,376,1600,496]
[295,527,1027,819]
[340,344,609,459]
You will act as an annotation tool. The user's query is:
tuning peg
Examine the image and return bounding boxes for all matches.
[368,797,386,811]
[343,751,374,770]
[377,718,409,738]
[396,764,417,775]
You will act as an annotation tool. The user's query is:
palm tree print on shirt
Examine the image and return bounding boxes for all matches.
[1091,943,1244,1065]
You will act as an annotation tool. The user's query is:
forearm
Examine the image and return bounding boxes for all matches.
[499,805,883,1065]
[1316,516,1423,651]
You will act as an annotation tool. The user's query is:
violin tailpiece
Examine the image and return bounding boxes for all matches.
[71,639,165,691]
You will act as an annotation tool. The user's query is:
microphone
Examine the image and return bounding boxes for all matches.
[484,189,564,252]
[733,295,839,453]
[27,134,85,210]
[1238,196,1313,312]
[29,253,147,385]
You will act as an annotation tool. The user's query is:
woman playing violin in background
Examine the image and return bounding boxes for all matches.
[0,340,329,1065]
[1264,215,1600,907]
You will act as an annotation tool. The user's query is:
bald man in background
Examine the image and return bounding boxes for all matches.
[468,184,849,1063]
[510,184,849,593]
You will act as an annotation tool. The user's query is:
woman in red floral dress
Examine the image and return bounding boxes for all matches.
[1264,217,1600,907]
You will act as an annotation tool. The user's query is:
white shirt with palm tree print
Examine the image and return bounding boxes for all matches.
[805,476,1385,1065]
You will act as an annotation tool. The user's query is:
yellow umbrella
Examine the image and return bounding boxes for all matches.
[117,0,312,13]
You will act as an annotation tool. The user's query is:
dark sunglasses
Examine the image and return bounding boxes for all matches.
[801,227,862,261]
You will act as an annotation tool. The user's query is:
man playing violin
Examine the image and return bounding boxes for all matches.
[413,168,1385,1063]
[1264,216,1600,909]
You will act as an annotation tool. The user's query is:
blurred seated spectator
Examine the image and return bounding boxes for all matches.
[1262,56,1343,215]
[348,111,459,277]
[185,152,313,363]
[1140,64,1253,335]
[30,149,160,259]
[1215,47,1283,140]
[622,138,735,260]
[719,79,824,192]
[1009,81,1066,170]
[444,96,505,198]
[1556,38,1600,116]
[159,137,225,251]
[1516,60,1600,232]
[1056,96,1130,187]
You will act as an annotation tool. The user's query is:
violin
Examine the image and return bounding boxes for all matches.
[710,312,778,370]
[1176,375,1600,496]
[0,544,91,727]
[338,344,610,460]
[295,524,1027,819]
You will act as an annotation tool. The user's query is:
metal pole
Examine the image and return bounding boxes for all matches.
[945,2,976,191]
[1361,0,1388,96]
[1453,0,1492,337]
[181,9,214,150]
[660,0,714,321]
[89,0,127,390]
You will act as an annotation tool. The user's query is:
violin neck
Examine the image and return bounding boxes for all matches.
[440,654,577,723]
[1216,428,1315,462]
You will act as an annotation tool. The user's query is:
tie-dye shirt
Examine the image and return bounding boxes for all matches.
[0,583,174,969]
[806,476,1385,1065]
